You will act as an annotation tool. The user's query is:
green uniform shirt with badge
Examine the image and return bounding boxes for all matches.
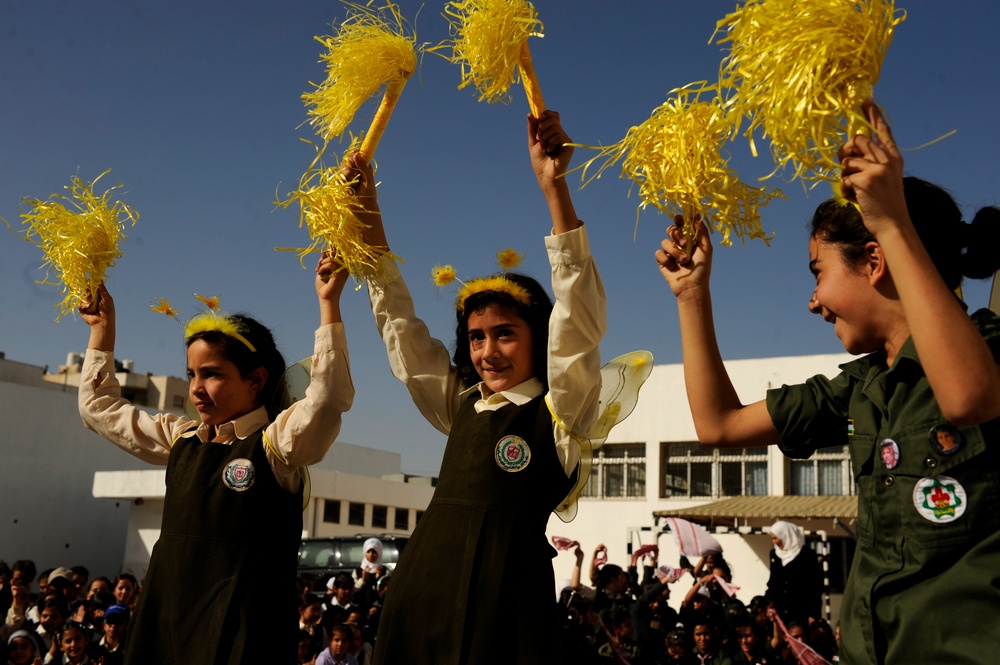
[766,308,1000,664]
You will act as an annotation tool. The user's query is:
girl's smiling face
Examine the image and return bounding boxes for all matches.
[808,237,882,355]
[113,579,135,604]
[60,626,88,663]
[467,304,535,393]
[187,340,264,425]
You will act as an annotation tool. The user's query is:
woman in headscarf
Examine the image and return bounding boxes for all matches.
[766,520,822,626]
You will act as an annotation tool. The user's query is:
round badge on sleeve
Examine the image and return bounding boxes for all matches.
[495,435,531,472]
[223,458,256,491]
[913,475,966,523]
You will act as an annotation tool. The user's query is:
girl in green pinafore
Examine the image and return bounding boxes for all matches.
[343,110,606,665]
[657,98,1000,663]
[78,253,354,665]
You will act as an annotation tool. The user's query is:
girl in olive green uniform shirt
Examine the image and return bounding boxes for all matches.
[656,98,1000,664]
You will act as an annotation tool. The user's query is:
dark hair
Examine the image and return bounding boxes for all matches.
[452,273,553,389]
[330,624,353,641]
[113,573,138,589]
[595,564,624,592]
[60,621,90,641]
[300,593,322,610]
[12,559,36,580]
[185,314,289,421]
[332,572,353,590]
[41,596,71,619]
[810,178,1000,291]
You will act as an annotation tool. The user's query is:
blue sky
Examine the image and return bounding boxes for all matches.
[2,1,998,475]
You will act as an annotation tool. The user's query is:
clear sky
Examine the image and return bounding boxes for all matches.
[2,1,998,475]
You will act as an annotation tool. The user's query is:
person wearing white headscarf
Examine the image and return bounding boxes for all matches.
[766,520,822,626]
[360,538,383,575]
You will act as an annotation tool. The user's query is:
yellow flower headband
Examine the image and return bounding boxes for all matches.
[150,295,257,353]
[431,248,531,314]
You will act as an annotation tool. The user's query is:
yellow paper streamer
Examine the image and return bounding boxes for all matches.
[303,1,417,146]
[439,0,546,115]
[714,0,905,183]
[576,85,783,246]
[6,169,138,320]
[276,140,401,281]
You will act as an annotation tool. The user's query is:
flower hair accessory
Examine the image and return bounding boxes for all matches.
[150,294,257,353]
[431,248,531,314]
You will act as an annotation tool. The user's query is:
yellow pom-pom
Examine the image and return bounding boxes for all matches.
[7,169,139,321]
[440,0,543,105]
[495,248,524,271]
[431,265,457,287]
[194,294,221,311]
[150,298,178,319]
[715,0,904,183]
[303,2,417,143]
[578,85,782,246]
[275,140,400,281]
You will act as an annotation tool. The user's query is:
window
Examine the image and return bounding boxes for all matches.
[372,505,387,529]
[394,508,409,531]
[661,442,768,498]
[789,446,854,495]
[348,502,365,527]
[323,500,341,524]
[581,443,646,499]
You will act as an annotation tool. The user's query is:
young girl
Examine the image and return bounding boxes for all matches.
[77,254,354,665]
[315,624,356,665]
[657,99,1000,663]
[109,576,136,610]
[347,110,605,665]
[44,623,91,665]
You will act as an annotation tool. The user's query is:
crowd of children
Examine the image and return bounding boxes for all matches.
[1,560,134,665]
[3,542,838,665]
[556,542,835,665]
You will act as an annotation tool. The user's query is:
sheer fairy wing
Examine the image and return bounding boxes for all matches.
[555,350,655,522]
[591,350,654,446]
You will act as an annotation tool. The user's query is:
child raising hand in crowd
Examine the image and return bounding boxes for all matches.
[656,98,1000,663]
[77,253,354,665]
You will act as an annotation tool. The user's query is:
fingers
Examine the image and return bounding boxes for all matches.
[530,110,570,154]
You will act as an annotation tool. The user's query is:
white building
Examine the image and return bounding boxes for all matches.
[0,352,434,581]
[544,352,857,623]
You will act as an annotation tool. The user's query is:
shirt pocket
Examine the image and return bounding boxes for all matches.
[891,422,1000,550]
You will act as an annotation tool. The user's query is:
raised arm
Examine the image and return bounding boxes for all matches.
[839,99,1000,425]
[656,217,779,448]
[528,110,579,235]
[345,152,463,434]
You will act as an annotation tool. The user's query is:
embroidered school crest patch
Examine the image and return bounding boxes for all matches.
[495,435,530,472]
[913,475,967,524]
[223,458,255,491]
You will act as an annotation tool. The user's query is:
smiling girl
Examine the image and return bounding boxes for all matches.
[657,99,1000,663]
[347,110,605,665]
[78,254,354,665]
